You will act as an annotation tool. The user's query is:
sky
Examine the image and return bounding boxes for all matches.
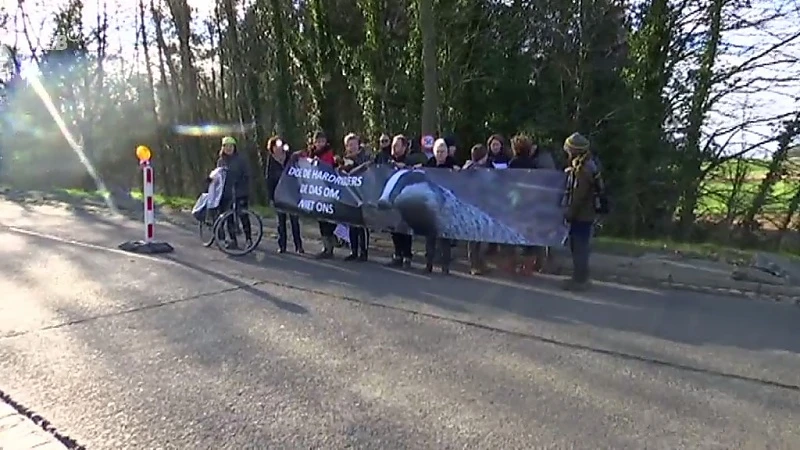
[1,0,798,156]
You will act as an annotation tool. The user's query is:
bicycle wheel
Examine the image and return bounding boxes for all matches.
[198,209,217,247]
[213,209,264,256]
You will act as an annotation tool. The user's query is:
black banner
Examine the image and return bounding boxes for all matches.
[274,157,569,246]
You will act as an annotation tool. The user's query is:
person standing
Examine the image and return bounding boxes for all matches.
[484,133,509,257]
[462,144,493,275]
[384,134,415,268]
[265,136,304,254]
[444,136,459,163]
[301,131,338,259]
[423,138,458,274]
[509,135,558,274]
[562,132,598,291]
[373,134,393,164]
[217,136,252,250]
[486,134,511,168]
[405,138,430,167]
[341,132,372,261]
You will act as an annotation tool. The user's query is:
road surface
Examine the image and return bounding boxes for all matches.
[0,199,798,449]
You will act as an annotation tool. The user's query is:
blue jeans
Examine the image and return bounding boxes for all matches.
[569,221,593,282]
[277,212,302,250]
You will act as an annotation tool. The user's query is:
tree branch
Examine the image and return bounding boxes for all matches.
[711,30,800,84]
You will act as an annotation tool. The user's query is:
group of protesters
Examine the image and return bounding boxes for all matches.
[217,129,603,291]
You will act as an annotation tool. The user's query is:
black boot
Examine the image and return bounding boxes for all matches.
[315,236,334,259]
[385,255,403,267]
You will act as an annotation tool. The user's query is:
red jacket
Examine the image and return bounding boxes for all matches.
[297,144,335,167]
[317,147,335,167]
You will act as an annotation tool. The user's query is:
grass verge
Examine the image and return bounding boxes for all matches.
[592,236,757,263]
[60,188,276,218]
[22,187,800,263]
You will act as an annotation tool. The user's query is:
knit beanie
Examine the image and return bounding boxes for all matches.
[564,132,590,152]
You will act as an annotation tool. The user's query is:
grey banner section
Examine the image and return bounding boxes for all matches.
[274,158,569,246]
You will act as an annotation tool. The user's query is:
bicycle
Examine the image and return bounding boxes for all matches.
[198,189,264,256]
[197,207,219,247]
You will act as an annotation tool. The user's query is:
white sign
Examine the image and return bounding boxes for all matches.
[334,224,350,242]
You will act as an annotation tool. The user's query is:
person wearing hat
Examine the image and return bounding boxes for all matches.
[217,135,252,249]
[562,132,598,290]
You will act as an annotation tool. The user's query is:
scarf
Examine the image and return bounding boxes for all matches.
[563,151,592,208]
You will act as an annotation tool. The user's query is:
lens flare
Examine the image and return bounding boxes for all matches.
[23,68,118,214]
[172,122,256,137]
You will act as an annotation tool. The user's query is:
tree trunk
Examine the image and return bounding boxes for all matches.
[268,0,298,144]
[165,0,203,191]
[742,118,799,234]
[151,0,182,195]
[676,0,724,239]
[419,0,438,137]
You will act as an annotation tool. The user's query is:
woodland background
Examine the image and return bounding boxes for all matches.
[0,0,799,252]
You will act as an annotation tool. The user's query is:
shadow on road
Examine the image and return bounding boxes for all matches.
[6,197,800,450]
[5,200,800,358]
[3,201,800,361]
[227,242,800,358]
[2,208,799,422]
[164,255,309,315]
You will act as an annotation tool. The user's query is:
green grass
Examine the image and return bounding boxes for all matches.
[595,235,800,263]
[129,191,196,210]
[594,236,752,262]
[40,187,800,262]
[61,188,102,199]
[58,188,275,217]
[697,158,799,216]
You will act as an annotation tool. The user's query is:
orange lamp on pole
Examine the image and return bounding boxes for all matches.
[136,145,152,163]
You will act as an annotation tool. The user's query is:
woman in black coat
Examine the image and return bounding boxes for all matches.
[217,136,252,249]
[265,136,304,254]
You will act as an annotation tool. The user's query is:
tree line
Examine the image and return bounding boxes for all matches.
[0,0,799,251]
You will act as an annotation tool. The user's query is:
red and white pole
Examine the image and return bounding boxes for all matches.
[119,145,174,254]
[142,161,155,243]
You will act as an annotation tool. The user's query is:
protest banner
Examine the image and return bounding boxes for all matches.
[274,157,569,246]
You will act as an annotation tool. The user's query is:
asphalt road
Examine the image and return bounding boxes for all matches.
[0,199,798,449]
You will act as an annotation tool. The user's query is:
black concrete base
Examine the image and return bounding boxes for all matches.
[118,240,174,254]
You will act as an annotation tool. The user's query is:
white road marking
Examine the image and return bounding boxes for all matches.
[1,225,176,265]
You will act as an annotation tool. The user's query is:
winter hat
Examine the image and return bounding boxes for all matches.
[563,132,590,152]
